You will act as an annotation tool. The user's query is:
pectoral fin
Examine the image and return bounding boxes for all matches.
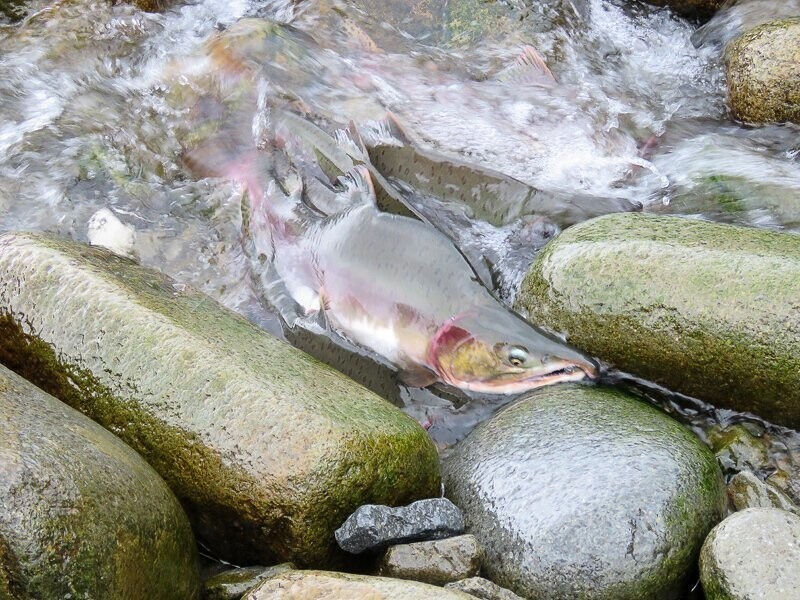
[398,364,440,389]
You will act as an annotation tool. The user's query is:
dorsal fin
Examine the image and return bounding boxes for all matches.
[498,45,556,84]
[384,112,414,144]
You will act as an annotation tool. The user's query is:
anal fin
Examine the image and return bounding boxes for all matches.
[398,364,440,389]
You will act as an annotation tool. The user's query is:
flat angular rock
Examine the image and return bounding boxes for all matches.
[378,534,482,586]
[445,577,525,600]
[0,364,199,599]
[242,570,474,599]
[727,471,799,515]
[517,213,800,429]
[0,232,440,567]
[444,384,726,600]
[202,564,294,600]
[335,498,464,554]
[700,508,800,599]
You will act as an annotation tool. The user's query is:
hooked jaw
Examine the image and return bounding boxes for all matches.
[428,310,600,394]
[448,356,598,395]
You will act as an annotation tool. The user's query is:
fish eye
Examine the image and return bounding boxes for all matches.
[507,345,529,367]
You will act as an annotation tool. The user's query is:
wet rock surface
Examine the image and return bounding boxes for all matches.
[700,508,800,599]
[445,577,525,600]
[335,498,464,554]
[0,232,441,567]
[444,384,726,600]
[242,570,474,599]
[725,18,800,125]
[0,364,200,599]
[202,564,295,600]
[727,471,799,514]
[517,213,800,429]
[377,534,482,586]
[708,424,771,476]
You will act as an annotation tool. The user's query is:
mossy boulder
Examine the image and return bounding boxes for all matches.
[640,0,724,19]
[443,385,726,599]
[517,213,800,429]
[725,18,800,124]
[0,364,199,599]
[700,508,800,599]
[0,231,440,567]
[242,570,474,599]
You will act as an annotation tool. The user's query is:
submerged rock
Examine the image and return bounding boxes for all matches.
[517,213,800,429]
[335,498,464,554]
[725,18,800,124]
[700,508,800,599]
[377,534,482,586]
[202,564,294,600]
[445,577,525,600]
[641,0,724,19]
[444,384,726,600]
[727,471,799,514]
[0,232,440,567]
[0,364,200,599]
[242,570,474,599]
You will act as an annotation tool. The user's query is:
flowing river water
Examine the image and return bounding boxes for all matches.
[1,0,799,495]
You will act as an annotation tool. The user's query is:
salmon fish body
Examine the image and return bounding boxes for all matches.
[244,163,599,394]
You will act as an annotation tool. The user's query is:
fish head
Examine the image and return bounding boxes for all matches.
[428,308,598,394]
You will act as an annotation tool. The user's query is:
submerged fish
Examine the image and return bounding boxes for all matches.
[186,139,599,393]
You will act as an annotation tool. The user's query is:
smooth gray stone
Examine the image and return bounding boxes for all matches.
[727,471,800,514]
[444,385,726,600]
[700,508,800,599]
[202,564,294,600]
[445,577,525,600]
[378,534,482,586]
[335,498,465,554]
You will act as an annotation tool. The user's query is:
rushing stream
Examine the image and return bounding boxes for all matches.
[1,0,799,495]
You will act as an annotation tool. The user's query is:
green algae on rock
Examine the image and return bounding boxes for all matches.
[700,508,800,600]
[242,570,474,599]
[0,364,200,599]
[0,231,440,568]
[517,213,800,429]
[725,18,800,125]
[444,384,726,600]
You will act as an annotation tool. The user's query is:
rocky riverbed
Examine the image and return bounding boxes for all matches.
[1,0,800,598]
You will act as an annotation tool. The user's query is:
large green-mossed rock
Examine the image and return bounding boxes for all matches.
[0,232,440,567]
[725,18,800,125]
[444,385,726,600]
[517,213,800,428]
[0,364,199,599]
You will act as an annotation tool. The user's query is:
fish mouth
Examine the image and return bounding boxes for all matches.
[457,361,597,395]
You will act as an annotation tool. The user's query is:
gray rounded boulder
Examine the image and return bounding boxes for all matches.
[0,364,199,599]
[725,18,800,124]
[443,384,726,600]
[700,508,800,599]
